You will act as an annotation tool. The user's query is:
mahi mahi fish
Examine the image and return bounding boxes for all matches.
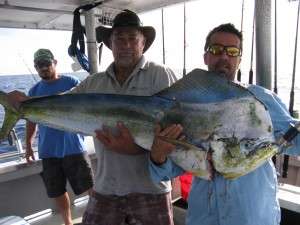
[0,69,279,180]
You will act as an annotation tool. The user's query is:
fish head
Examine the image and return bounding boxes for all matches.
[210,135,278,179]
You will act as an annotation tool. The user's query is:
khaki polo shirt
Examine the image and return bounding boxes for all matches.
[71,56,177,195]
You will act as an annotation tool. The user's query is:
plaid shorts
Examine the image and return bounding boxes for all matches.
[82,191,174,225]
[41,152,94,198]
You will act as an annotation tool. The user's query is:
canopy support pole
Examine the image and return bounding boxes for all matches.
[255,0,272,89]
[85,8,98,74]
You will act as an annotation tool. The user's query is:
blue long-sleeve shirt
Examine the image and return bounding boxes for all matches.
[149,84,300,225]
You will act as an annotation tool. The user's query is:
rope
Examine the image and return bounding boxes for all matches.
[68,1,103,72]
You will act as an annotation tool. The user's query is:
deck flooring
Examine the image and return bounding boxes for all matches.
[29,200,86,225]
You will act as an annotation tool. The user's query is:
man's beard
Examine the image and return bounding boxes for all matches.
[214,60,231,74]
[39,70,53,80]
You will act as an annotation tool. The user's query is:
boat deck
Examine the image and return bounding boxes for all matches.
[30,200,86,225]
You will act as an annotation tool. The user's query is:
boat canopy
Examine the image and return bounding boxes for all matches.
[0,0,194,31]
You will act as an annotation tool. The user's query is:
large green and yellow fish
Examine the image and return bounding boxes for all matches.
[0,69,279,179]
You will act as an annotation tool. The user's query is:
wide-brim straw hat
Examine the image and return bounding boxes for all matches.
[96,9,156,53]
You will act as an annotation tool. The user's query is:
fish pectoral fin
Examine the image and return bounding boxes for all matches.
[158,136,202,151]
[167,142,213,180]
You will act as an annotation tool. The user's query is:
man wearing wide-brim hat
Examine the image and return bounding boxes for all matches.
[96,9,156,53]
[69,9,178,225]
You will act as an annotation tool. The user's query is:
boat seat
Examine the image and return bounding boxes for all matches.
[0,216,29,225]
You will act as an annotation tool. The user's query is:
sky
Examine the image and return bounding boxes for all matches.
[0,0,299,108]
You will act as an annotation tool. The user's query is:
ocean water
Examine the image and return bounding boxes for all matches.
[0,72,88,153]
[0,72,299,154]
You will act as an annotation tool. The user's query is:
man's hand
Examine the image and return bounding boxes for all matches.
[150,124,183,165]
[25,146,35,164]
[95,122,142,154]
[7,90,29,110]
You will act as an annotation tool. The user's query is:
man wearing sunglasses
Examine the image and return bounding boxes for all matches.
[203,24,242,81]
[26,49,94,225]
[149,23,300,225]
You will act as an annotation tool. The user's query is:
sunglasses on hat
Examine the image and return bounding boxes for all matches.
[207,44,241,57]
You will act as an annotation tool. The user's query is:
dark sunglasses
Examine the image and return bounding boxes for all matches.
[207,44,242,57]
[34,60,53,69]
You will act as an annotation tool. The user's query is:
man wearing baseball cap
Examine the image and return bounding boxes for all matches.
[28,48,94,225]
[34,48,54,62]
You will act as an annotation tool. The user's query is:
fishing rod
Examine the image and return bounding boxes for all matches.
[282,0,300,178]
[274,0,278,95]
[249,8,255,85]
[237,0,244,82]
[277,122,300,153]
[98,42,103,67]
[18,52,34,76]
[272,0,278,168]
[183,1,186,76]
[161,8,166,65]
[17,52,39,83]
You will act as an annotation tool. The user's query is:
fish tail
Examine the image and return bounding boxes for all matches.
[0,91,21,141]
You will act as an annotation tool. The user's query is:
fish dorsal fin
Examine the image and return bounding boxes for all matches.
[156,69,251,103]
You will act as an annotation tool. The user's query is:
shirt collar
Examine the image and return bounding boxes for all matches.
[106,55,148,78]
